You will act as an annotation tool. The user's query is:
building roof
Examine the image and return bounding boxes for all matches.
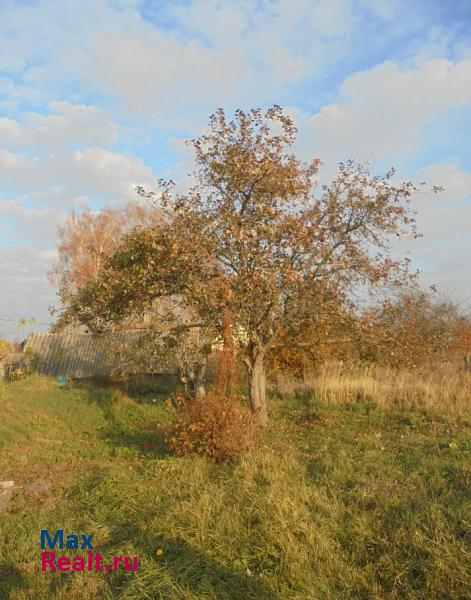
[24,329,201,378]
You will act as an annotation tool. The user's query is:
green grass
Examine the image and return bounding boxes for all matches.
[0,375,470,599]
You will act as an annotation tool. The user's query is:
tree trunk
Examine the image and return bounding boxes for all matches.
[179,362,206,398]
[245,348,268,426]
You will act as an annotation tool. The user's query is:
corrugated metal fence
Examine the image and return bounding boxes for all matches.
[23,330,201,378]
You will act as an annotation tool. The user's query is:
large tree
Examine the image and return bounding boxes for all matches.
[66,106,423,425]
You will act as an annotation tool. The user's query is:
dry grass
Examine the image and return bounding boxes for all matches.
[275,362,471,415]
[0,376,470,599]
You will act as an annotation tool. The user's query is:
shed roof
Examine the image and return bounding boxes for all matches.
[24,330,201,378]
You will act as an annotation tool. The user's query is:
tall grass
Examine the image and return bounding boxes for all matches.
[0,376,470,598]
[275,362,471,414]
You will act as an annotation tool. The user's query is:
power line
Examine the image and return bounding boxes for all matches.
[0,332,28,335]
[0,317,51,326]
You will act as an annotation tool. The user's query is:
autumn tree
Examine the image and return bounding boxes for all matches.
[49,203,162,309]
[358,290,463,368]
[267,299,358,379]
[452,315,471,370]
[66,106,424,425]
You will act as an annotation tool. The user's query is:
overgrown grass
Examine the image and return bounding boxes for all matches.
[276,361,471,415]
[0,374,470,599]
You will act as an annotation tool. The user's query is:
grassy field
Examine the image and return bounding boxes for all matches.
[276,362,471,415]
[0,375,470,599]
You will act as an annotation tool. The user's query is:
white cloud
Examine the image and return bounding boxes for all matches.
[0,101,117,151]
[0,246,57,330]
[416,163,471,204]
[294,53,471,299]
[54,147,157,203]
[358,0,397,20]
[0,0,376,124]
[0,201,65,245]
[410,163,471,247]
[301,58,471,167]
[392,163,471,299]
[84,28,247,117]
[0,147,156,203]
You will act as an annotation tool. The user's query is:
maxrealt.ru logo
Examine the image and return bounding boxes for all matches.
[40,530,138,573]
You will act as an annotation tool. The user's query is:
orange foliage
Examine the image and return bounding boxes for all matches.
[357,292,463,368]
[166,391,257,463]
[49,204,162,307]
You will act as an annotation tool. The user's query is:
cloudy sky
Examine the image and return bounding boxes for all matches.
[0,0,470,335]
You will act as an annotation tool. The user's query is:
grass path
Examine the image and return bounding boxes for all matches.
[0,375,470,599]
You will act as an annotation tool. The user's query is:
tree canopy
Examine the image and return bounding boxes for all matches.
[64,106,424,424]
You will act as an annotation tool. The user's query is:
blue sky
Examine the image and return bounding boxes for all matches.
[0,0,470,334]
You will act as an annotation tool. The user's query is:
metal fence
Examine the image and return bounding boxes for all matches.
[23,330,201,378]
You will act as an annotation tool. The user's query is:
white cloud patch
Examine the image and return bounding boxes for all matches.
[0,147,156,203]
[0,201,65,245]
[0,0,409,124]
[0,246,58,331]
[415,163,471,204]
[302,58,471,167]
[85,28,247,118]
[0,101,117,151]
[392,163,471,299]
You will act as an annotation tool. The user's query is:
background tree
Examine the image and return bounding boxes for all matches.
[65,106,426,425]
[49,203,161,310]
[358,290,462,368]
[452,315,471,371]
[267,299,357,379]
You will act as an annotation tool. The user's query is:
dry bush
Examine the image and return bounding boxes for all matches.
[0,338,26,381]
[0,338,12,358]
[275,361,471,415]
[0,338,21,360]
[167,391,258,462]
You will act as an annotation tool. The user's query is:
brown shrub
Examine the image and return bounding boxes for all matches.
[166,391,258,462]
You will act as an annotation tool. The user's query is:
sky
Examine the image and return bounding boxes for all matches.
[0,0,470,336]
